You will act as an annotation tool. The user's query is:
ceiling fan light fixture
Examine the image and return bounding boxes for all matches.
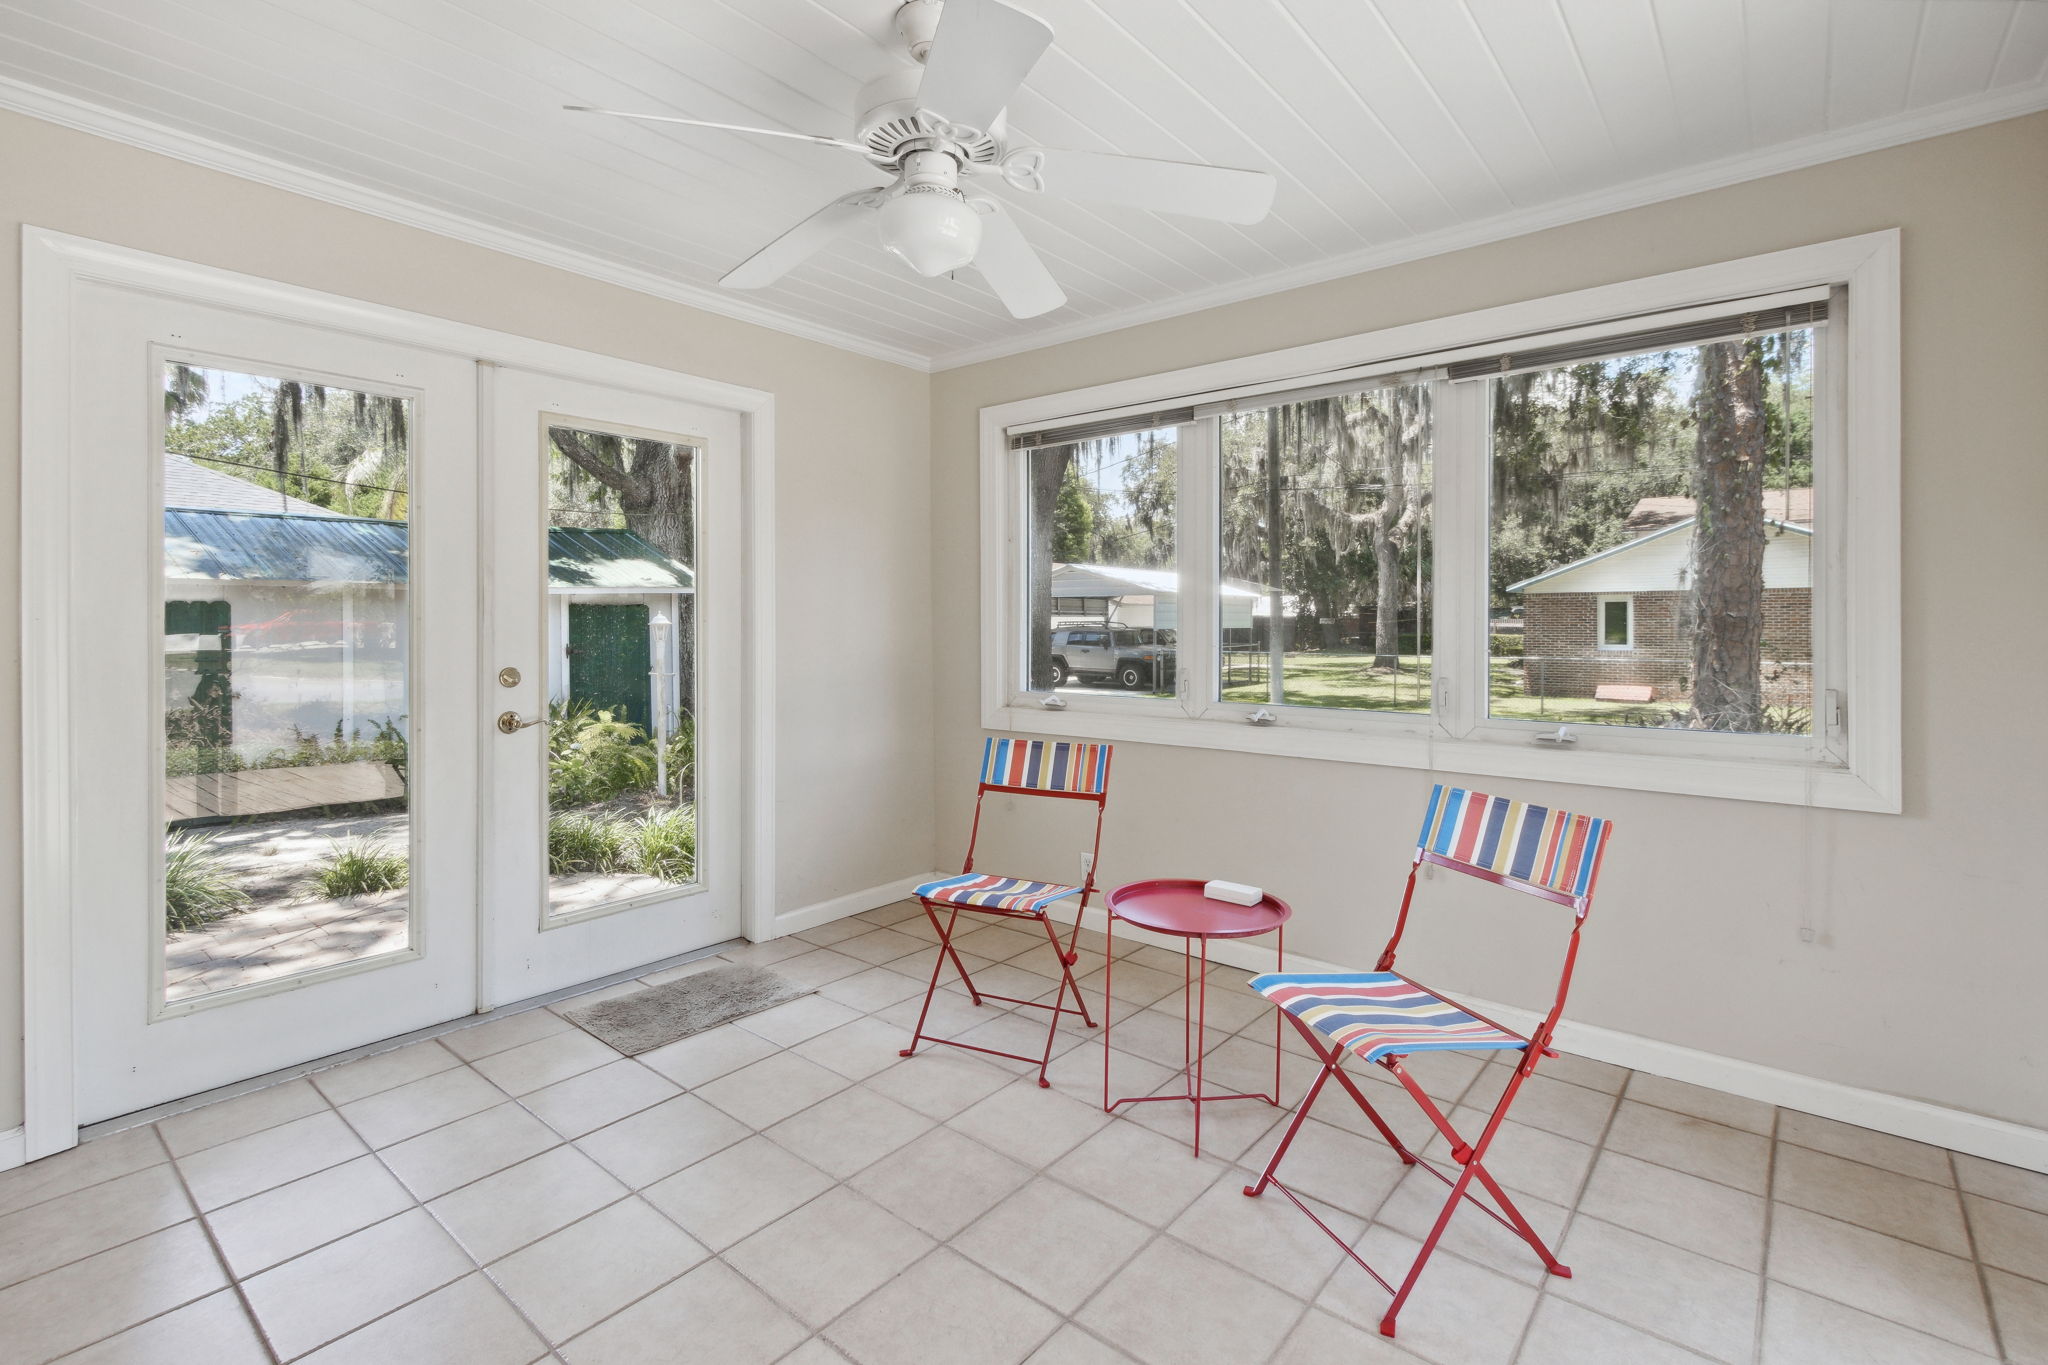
[877,183,982,277]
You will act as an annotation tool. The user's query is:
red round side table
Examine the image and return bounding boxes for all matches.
[1102,878,1291,1158]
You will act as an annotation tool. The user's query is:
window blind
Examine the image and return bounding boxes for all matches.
[1445,299,1829,381]
[1191,367,1443,418]
[1006,407,1197,450]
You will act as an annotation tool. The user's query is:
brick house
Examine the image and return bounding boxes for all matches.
[1508,490,1812,705]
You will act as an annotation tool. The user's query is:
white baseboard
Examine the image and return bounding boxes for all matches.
[0,1127,23,1173]
[1061,905,2048,1176]
[769,873,932,938]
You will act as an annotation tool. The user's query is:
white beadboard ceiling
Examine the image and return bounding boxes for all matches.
[2,0,2044,370]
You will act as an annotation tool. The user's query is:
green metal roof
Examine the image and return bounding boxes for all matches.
[548,527,694,592]
[164,509,692,591]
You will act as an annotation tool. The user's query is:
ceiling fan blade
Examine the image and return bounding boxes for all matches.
[721,191,885,290]
[969,200,1065,319]
[564,106,863,152]
[916,0,1053,133]
[1006,147,1277,224]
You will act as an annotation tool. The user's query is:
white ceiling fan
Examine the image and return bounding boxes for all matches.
[568,0,1278,319]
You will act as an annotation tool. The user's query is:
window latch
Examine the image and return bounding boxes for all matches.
[1246,708,1278,726]
[1824,689,1845,731]
[1532,725,1576,746]
[1039,693,1067,711]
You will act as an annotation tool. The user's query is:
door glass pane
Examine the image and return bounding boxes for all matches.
[545,424,699,919]
[1218,385,1434,712]
[162,363,413,1003]
[1487,329,1815,732]
[1024,429,1179,697]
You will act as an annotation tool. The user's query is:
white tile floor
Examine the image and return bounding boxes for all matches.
[4,899,2046,1364]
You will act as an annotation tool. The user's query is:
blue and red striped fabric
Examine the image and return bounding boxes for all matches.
[1248,972,1526,1063]
[916,873,1082,914]
[1417,785,1609,901]
[980,737,1111,796]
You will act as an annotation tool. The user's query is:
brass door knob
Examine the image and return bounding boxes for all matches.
[496,711,543,734]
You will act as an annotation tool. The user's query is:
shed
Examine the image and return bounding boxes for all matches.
[164,452,694,748]
[1048,562,1269,633]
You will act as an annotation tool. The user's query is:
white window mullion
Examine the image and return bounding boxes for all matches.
[1430,378,1488,742]
[1176,418,1220,718]
[1813,285,1851,767]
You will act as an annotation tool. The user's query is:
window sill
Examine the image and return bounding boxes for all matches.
[983,701,1898,813]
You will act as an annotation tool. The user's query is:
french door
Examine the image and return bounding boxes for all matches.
[68,287,483,1122]
[58,287,742,1126]
[479,368,741,1003]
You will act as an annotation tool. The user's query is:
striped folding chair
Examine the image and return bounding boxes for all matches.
[1243,784,1613,1338]
[898,737,1112,1087]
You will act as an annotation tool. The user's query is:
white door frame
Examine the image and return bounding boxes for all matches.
[19,226,779,1160]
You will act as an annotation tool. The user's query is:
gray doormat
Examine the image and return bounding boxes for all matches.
[561,964,812,1056]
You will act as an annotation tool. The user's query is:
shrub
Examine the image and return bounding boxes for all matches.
[1489,629,1526,658]
[255,718,408,772]
[630,805,697,883]
[548,811,631,875]
[662,710,697,797]
[302,838,409,899]
[164,835,249,931]
[548,702,656,809]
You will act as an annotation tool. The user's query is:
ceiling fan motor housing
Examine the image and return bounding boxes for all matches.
[855,68,1004,170]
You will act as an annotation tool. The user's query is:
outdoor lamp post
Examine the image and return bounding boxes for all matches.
[649,611,672,799]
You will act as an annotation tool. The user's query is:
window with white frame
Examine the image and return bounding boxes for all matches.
[983,235,1898,811]
[1023,428,1179,698]
[1597,597,1634,651]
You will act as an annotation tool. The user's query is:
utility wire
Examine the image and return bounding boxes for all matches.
[175,453,408,497]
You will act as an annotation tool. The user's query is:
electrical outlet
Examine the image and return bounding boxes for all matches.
[1079,851,1095,882]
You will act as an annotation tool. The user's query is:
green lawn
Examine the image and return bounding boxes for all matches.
[1218,651,1670,724]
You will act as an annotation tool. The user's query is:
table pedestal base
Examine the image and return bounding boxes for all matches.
[1102,920,1285,1158]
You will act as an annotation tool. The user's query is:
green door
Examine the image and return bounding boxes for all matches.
[165,600,234,761]
[567,603,651,730]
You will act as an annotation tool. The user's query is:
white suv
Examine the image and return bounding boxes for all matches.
[1048,626,1176,690]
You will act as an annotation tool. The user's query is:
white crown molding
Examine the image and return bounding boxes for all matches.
[2,71,2041,375]
[928,80,2048,371]
[0,76,935,374]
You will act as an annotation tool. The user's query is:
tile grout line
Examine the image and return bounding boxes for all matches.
[1263,1050,1500,1362]
[1507,1060,1626,1363]
[304,1066,566,1363]
[156,1123,287,1365]
[78,939,741,1144]
[8,1127,284,1365]
[14,940,873,1361]
[536,955,1139,1354]
[22,915,2036,1365]
[1751,1103,1783,1365]
[1951,1147,2008,1363]
[1502,1068,1789,1363]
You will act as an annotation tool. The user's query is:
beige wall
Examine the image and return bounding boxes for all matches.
[0,111,937,1132]
[931,113,2048,1131]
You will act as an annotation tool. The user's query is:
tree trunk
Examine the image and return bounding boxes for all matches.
[1370,393,1412,669]
[1687,341,1769,731]
[1028,447,1072,689]
[621,443,695,565]
[551,431,698,718]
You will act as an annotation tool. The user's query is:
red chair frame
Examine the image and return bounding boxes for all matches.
[1243,788,1613,1338]
[898,740,1112,1087]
